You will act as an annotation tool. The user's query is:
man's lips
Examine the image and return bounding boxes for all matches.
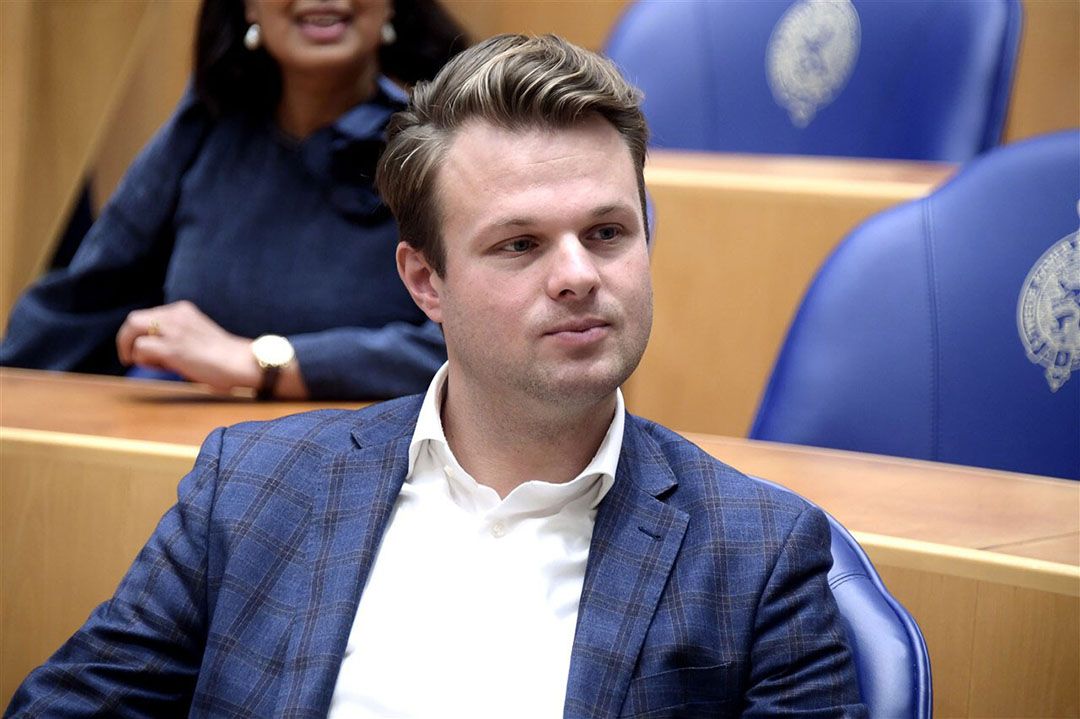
[543,318,610,335]
[543,319,613,348]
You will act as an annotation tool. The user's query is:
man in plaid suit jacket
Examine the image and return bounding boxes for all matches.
[7,35,865,717]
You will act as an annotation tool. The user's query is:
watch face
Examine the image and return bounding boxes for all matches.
[253,335,295,368]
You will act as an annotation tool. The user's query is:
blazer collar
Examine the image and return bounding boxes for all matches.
[279,396,423,715]
[349,394,425,449]
[564,415,689,717]
[615,413,680,498]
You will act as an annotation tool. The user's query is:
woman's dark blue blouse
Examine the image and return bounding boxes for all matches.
[0,79,445,399]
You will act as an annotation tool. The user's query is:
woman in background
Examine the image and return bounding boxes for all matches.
[0,0,466,399]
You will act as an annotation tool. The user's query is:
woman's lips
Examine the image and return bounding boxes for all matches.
[296,13,351,43]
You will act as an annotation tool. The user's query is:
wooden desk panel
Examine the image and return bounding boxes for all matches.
[2,367,1073,564]
[686,432,1080,564]
[2,370,1077,716]
[626,151,955,437]
[2,434,191,700]
[0,368,361,446]
[988,533,1080,566]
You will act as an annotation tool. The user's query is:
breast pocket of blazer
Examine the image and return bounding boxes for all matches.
[622,663,740,718]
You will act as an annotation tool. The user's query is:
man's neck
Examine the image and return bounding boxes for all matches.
[440,378,618,500]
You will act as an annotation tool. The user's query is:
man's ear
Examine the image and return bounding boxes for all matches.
[396,241,443,324]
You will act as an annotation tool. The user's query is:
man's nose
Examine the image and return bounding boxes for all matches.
[546,235,600,300]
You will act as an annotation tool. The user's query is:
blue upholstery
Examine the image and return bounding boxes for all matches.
[605,0,1022,161]
[751,131,1080,479]
[751,475,932,718]
[126,366,184,382]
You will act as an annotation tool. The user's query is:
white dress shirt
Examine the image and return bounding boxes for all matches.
[328,363,624,718]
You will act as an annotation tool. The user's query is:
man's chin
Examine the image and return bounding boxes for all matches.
[525,358,636,405]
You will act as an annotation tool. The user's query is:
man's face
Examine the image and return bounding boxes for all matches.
[407,116,653,410]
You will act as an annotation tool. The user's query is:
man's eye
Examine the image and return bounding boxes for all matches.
[592,225,621,241]
[501,238,535,253]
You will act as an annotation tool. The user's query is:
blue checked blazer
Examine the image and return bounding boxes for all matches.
[7,395,865,717]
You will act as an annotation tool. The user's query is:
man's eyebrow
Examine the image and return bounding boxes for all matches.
[496,204,633,225]
[490,216,537,229]
[591,204,633,218]
[481,203,637,233]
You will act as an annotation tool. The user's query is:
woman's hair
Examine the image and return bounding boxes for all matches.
[193,0,470,118]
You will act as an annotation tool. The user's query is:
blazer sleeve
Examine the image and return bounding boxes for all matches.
[3,429,223,718]
[743,506,868,718]
[289,319,446,399]
[0,91,211,376]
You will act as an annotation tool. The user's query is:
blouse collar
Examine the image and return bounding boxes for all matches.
[298,76,408,222]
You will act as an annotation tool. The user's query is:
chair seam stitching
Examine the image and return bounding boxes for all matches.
[922,198,942,462]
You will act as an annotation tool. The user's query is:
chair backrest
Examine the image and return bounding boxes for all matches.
[750,475,932,718]
[751,131,1080,479]
[605,0,1022,161]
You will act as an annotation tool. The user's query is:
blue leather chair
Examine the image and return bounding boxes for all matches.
[751,475,932,717]
[605,0,1022,161]
[126,366,185,382]
[751,131,1080,479]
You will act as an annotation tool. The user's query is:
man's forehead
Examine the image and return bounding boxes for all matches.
[444,115,629,165]
[441,119,629,192]
[438,119,635,215]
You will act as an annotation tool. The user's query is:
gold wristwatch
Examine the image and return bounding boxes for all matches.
[251,335,295,400]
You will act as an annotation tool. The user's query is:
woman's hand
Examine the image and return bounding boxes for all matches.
[116,301,262,394]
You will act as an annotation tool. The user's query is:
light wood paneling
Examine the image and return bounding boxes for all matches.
[92,1,199,207]
[687,432,1080,563]
[877,559,1080,719]
[0,369,361,445]
[442,0,629,49]
[0,0,161,331]
[1004,0,1080,143]
[858,535,1079,718]
[970,583,1079,717]
[1,432,192,702]
[625,152,953,437]
[987,533,1080,566]
[0,1,33,327]
[876,565,978,718]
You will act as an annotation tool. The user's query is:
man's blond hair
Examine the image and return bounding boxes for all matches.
[376,33,648,276]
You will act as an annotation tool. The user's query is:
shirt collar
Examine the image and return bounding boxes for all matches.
[408,362,453,474]
[408,363,624,503]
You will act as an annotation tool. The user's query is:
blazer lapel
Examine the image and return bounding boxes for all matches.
[276,397,422,716]
[564,416,689,719]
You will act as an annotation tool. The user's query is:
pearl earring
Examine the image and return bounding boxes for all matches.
[381,22,397,45]
[244,23,261,51]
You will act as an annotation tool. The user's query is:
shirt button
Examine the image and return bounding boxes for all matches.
[491,522,506,538]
